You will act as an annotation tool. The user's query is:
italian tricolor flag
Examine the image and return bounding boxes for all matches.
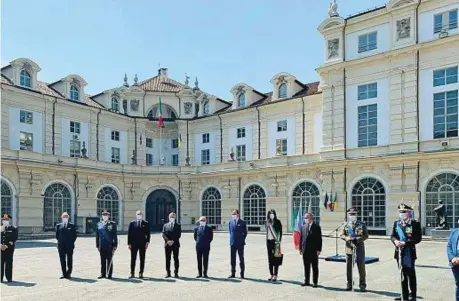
[158,97,163,128]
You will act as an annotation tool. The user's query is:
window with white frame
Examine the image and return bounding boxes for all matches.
[111,131,120,141]
[433,90,458,139]
[434,9,458,33]
[203,101,210,115]
[201,149,210,165]
[172,138,179,149]
[20,110,33,124]
[1,181,13,220]
[237,127,246,138]
[195,103,200,117]
[358,83,378,100]
[202,133,209,143]
[236,145,246,161]
[97,187,120,222]
[70,140,81,158]
[20,69,31,88]
[358,104,378,147]
[70,84,79,101]
[70,121,80,134]
[172,154,179,166]
[275,139,287,156]
[238,93,246,107]
[20,132,33,151]
[146,138,153,148]
[277,120,287,132]
[243,185,266,226]
[201,187,222,225]
[358,32,377,53]
[433,66,458,87]
[111,97,119,111]
[111,147,120,163]
[146,153,153,166]
[278,83,287,98]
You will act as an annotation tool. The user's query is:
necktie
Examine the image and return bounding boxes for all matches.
[138,221,140,227]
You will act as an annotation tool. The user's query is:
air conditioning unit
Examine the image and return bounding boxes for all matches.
[439,30,449,39]
[441,141,449,147]
[72,134,80,140]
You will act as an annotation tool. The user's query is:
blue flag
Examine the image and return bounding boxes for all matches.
[323,192,329,209]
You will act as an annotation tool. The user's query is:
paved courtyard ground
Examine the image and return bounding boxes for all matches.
[0,233,453,301]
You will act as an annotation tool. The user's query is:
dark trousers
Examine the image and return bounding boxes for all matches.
[196,247,210,276]
[130,246,146,274]
[165,246,179,273]
[400,265,417,299]
[267,240,279,276]
[230,245,245,276]
[58,246,73,276]
[303,252,319,284]
[346,254,366,288]
[453,267,459,301]
[1,249,14,281]
[100,248,114,276]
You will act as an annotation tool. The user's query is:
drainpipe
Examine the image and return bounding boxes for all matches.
[52,97,58,155]
[15,160,20,227]
[142,90,147,116]
[343,19,348,159]
[256,107,261,159]
[238,177,242,212]
[218,115,223,163]
[178,178,182,224]
[134,118,138,164]
[415,0,421,152]
[416,161,422,232]
[73,172,79,227]
[186,120,190,159]
[344,167,348,220]
[96,109,101,160]
[301,97,305,154]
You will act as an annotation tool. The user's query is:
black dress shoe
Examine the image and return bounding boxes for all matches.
[394,297,408,301]
[65,274,71,280]
[240,274,245,279]
[129,273,135,278]
[346,287,352,291]
[7,279,12,283]
[228,274,236,278]
[98,275,106,279]
[107,275,112,279]
[196,275,202,278]
[139,273,143,279]
[59,276,66,279]
[312,283,318,288]
[301,282,310,287]
[203,274,209,278]
[166,272,171,278]
[174,273,179,278]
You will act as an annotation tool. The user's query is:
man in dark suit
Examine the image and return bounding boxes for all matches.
[228,209,247,279]
[1,213,18,283]
[96,210,118,279]
[55,212,77,279]
[391,203,422,301]
[128,210,150,278]
[194,216,214,278]
[162,212,181,278]
[300,212,322,288]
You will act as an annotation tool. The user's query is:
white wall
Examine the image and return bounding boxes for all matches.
[419,63,459,141]
[61,118,89,157]
[8,107,43,152]
[419,3,459,43]
[104,128,127,164]
[346,79,390,149]
[313,112,323,153]
[147,138,179,166]
[194,132,217,165]
[229,124,253,161]
[268,117,295,157]
[345,23,390,61]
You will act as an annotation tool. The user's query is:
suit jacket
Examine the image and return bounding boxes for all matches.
[127,220,150,247]
[340,220,369,255]
[390,219,422,260]
[1,225,18,251]
[96,221,118,250]
[55,222,77,249]
[300,223,322,255]
[229,218,247,247]
[448,228,459,268]
[194,225,214,250]
[162,222,181,248]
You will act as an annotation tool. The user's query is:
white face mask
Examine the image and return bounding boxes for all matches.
[199,221,206,226]
[399,213,407,220]
[231,215,237,220]
[136,215,143,221]
[2,221,9,227]
[269,214,275,220]
[169,218,175,223]
[348,215,357,222]
[304,219,310,224]
[102,216,109,222]
[62,217,69,223]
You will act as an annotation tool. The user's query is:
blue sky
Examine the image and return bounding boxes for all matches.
[2,0,386,100]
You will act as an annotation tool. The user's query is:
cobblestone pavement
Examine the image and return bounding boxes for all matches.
[0,233,453,301]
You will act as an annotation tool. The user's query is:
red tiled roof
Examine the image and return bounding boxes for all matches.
[138,75,184,92]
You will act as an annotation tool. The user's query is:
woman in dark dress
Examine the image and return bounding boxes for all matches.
[266,209,283,281]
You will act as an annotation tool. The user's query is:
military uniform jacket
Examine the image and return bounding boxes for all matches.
[340,220,369,255]
[1,225,18,251]
[390,219,422,260]
[96,221,118,250]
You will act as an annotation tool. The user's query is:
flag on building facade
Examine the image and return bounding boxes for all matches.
[158,97,164,128]
[327,192,334,211]
[334,192,338,209]
[323,192,329,209]
[293,205,303,249]
[178,134,182,148]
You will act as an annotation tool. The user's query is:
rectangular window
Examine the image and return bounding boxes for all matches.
[201,149,210,165]
[111,147,120,163]
[20,110,33,124]
[19,132,33,151]
[275,139,287,156]
[70,140,81,158]
[433,66,458,87]
[277,120,287,132]
[202,133,210,143]
[358,32,377,53]
[146,153,153,166]
[358,104,378,147]
[146,138,153,148]
[195,103,200,117]
[111,131,120,141]
[172,154,179,166]
[70,121,81,134]
[237,127,246,138]
[434,9,458,33]
[236,145,246,161]
[433,90,458,139]
[172,138,179,149]
[358,83,378,100]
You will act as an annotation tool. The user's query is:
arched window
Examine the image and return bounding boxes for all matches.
[111,97,119,111]
[70,84,79,101]
[292,181,321,225]
[351,178,386,229]
[238,93,246,107]
[278,83,287,98]
[43,183,72,231]
[97,186,120,222]
[147,105,177,120]
[243,185,266,226]
[201,187,221,224]
[20,70,31,88]
[1,180,13,218]
[426,173,459,228]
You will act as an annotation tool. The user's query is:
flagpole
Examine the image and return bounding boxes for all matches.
[160,124,162,166]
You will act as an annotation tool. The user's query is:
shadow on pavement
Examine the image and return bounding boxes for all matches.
[279,279,303,285]
[142,277,176,282]
[16,241,57,249]
[69,277,97,283]
[5,281,36,287]
[208,276,242,283]
[417,264,449,270]
[178,276,210,282]
[109,277,142,283]
[322,286,401,298]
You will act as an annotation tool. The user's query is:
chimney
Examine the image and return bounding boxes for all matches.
[158,68,168,78]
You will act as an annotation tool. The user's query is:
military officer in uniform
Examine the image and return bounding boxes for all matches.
[340,207,369,292]
[55,212,77,279]
[96,210,118,279]
[1,214,18,283]
[391,204,422,301]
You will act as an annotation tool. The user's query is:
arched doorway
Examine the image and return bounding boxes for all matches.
[96,186,120,223]
[1,180,13,219]
[201,187,222,225]
[351,177,386,230]
[425,172,459,229]
[243,184,266,226]
[43,183,72,231]
[146,189,177,231]
[292,181,321,225]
